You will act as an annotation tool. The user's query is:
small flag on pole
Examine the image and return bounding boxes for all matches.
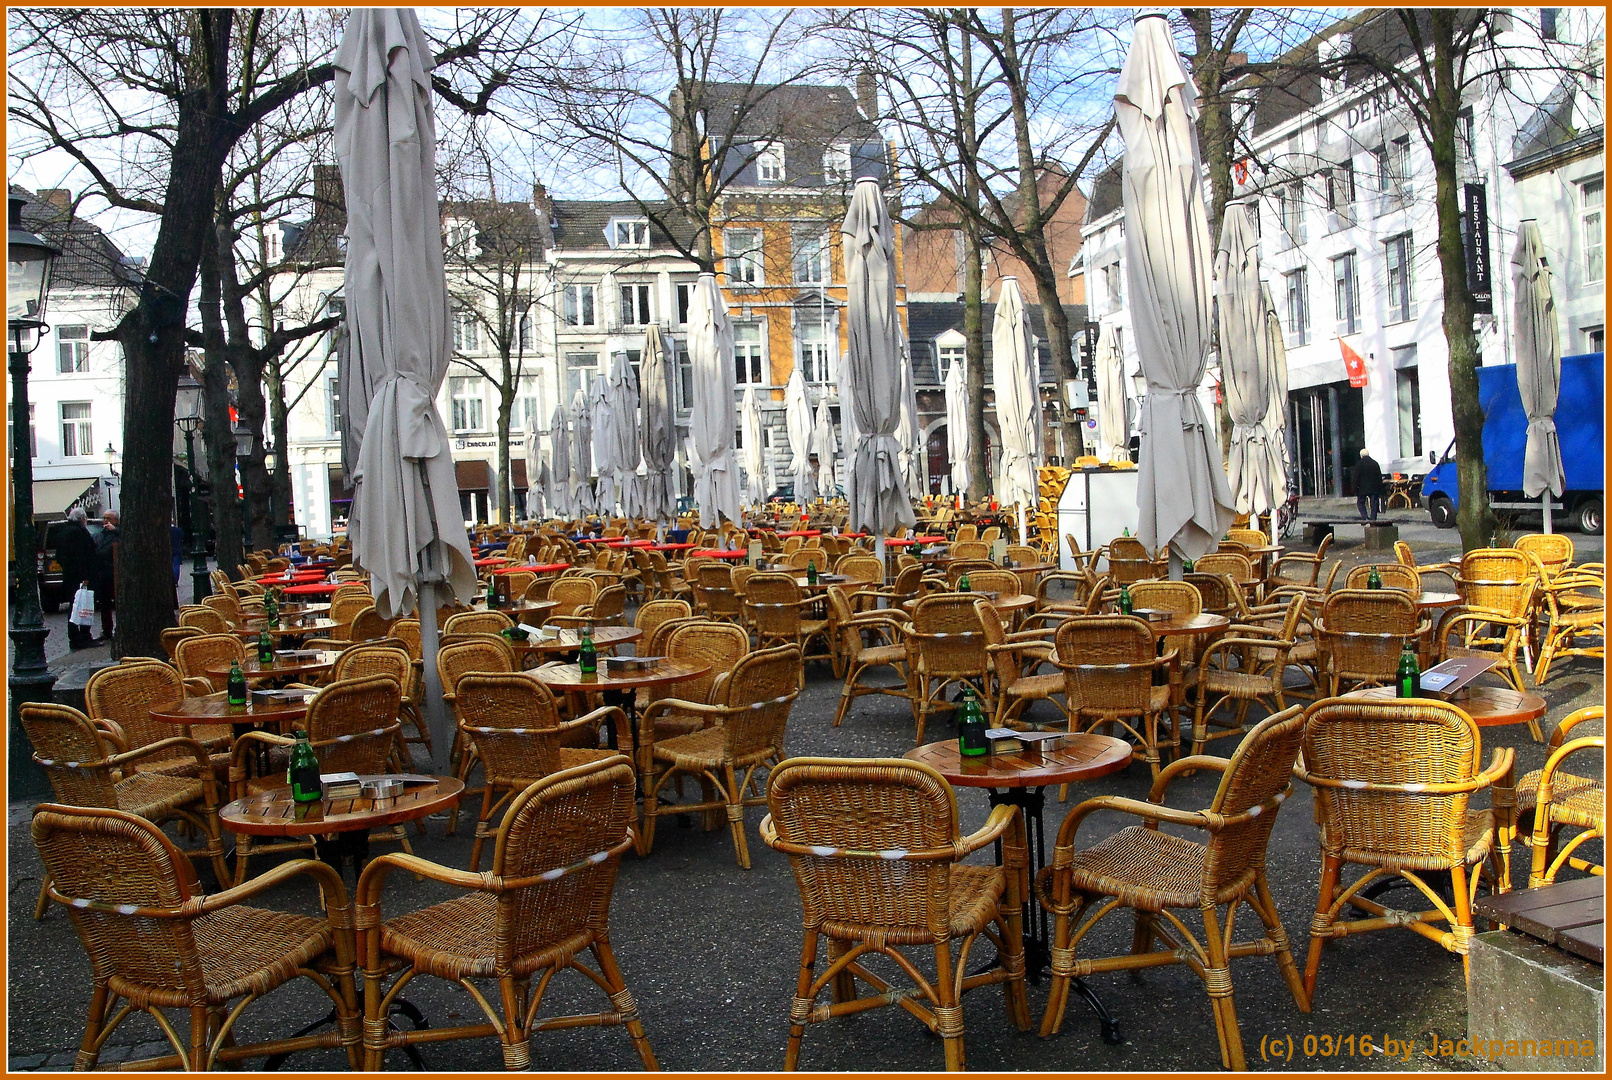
[1340,338,1368,388]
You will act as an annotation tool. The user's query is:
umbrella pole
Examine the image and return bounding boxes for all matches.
[417,579,452,774]
[1017,505,1028,549]
[876,534,887,586]
[1167,546,1183,582]
[1542,491,1553,534]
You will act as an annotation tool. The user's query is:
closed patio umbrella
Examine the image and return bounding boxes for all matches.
[547,402,571,521]
[686,272,741,527]
[523,428,543,521]
[638,322,677,525]
[784,367,816,505]
[1513,219,1564,532]
[606,351,639,516]
[741,386,768,508]
[841,177,915,554]
[589,372,619,515]
[570,388,596,518]
[811,398,838,503]
[894,333,924,497]
[1095,321,1130,463]
[1215,201,1283,518]
[1117,12,1234,566]
[334,7,474,770]
[1261,281,1290,534]
[943,356,971,500]
[992,277,1040,546]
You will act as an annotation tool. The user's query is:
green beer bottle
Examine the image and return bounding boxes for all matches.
[1182,558,1195,573]
[264,591,279,629]
[257,630,274,665]
[226,659,248,706]
[1122,526,1130,537]
[1118,583,1133,615]
[806,559,818,587]
[1396,642,1421,698]
[957,573,971,592]
[287,730,322,803]
[957,687,988,758]
[578,625,598,679]
[1367,566,1383,589]
[486,574,499,607]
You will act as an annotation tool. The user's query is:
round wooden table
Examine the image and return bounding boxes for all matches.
[1132,611,1231,638]
[466,598,560,623]
[220,774,463,876]
[203,651,341,684]
[689,548,747,560]
[903,592,1037,622]
[509,625,642,665]
[233,619,341,641]
[148,689,313,732]
[1417,590,1463,611]
[1344,685,1548,729]
[530,659,710,753]
[651,542,695,553]
[906,734,1131,1042]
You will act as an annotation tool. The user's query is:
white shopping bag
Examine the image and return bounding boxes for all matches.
[69,586,97,627]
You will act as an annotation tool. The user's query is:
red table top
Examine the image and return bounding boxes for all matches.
[577,537,612,544]
[916,535,946,543]
[689,548,748,559]
[608,539,655,548]
[256,570,326,583]
[281,582,343,597]
[472,556,507,567]
[652,542,695,552]
[779,530,822,538]
[493,561,570,574]
[884,538,916,547]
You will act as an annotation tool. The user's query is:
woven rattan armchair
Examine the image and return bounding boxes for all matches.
[228,675,408,882]
[1514,533,1574,579]
[454,673,619,871]
[648,552,694,604]
[945,559,999,588]
[745,572,832,658]
[444,610,515,636]
[1528,731,1604,886]
[693,562,745,624]
[1315,589,1428,696]
[1532,565,1603,684]
[1268,534,1333,588]
[1495,706,1603,888]
[639,645,802,868]
[32,803,360,1070]
[173,633,249,694]
[329,644,427,770]
[1035,707,1309,1068]
[1345,563,1421,596]
[977,599,1063,730]
[347,605,396,643]
[905,593,994,745]
[760,757,1029,1071]
[1190,594,1308,756]
[1295,697,1512,996]
[1054,615,1180,779]
[178,606,232,634]
[548,576,599,620]
[636,621,753,769]
[550,583,627,628]
[355,756,657,1071]
[826,586,911,727]
[951,539,989,560]
[1227,527,1267,548]
[84,660,230,781]
[634,599,692,642]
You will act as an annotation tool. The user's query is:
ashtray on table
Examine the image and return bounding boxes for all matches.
[605,656,661,674]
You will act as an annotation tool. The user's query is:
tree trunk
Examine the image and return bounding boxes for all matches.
[963,219,990,502]
[1428,11,1494,551]
[197,237,244,583]
[266,361,293,538]
[496,379,515,524]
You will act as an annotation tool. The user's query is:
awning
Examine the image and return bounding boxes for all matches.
[32,478,97,518]
[455,459,491,491]
[509,459,528,490]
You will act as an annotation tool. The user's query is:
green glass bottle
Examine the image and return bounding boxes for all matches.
[226,660,248,707]
[1122,526,1130,537]
[264,591,279,629]
[806,559,818,586]
[578,625,598,679]
[486,574,499,607]
[957,687,988,758]
[1118,583,1133,615]
[287,730,322,803]
[1182,558,1195,574]
[1396,642,1421,698]
[1367,566,1383,589]
[257,630,274,665]
[958,573,971,592]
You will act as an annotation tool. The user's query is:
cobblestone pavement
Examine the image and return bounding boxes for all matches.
[8,518,1603,1071]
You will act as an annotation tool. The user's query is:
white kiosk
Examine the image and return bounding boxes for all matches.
[1056,465,1141,571]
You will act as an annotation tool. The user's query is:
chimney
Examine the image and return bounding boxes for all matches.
[856,69,878,121]
[313,164,345,214]
[531,180,553,219]
[39,188,71,211]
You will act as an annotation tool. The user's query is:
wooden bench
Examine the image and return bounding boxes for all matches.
[1301,518,1413,548]
[1475,877,1604,965]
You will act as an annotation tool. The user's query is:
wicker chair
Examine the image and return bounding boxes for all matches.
[1532,564,1604,685]
[1450,548,1539,671]
[1528,731,1605,886]
[1344,563,1422,597]
[347,605,395,643]
[905,593,994,745]
[1295,697,1512,995]
[634,599,692,643]
[1495,707,1603,888]
[951,540,989,560]
[1035,707,1310,1069]
[22,696,235,908]
[1129,580,1204,672]
[159,626,206,662]
[178,606,232,634]
[228,675,408,882]
[329,643,424,770]
[943,559,998,589]
[760,757,1029,1070]
[1054,616,1180,779]
[548,576,599,620]
[1190,594,1309,756]
[693,562,745,625]
[1268,534,1333,588]
[954,523,978,542]
[355,756,657,1071]
[84,660,230,782]
[444,610,515,636]
[454,673,619,871]
[835,554,885,589]
[745,572,832,658]
[174,633,249,695]
[32,804,360,1071]
[648,552,694,604]
[1227,527,1266,548]
[637,621,753,770]
[1514,533,1574,579]
[826,586,911,728]
[1315,590,1427,696]
[973,598,1062,730]
[639,645,803,868]
[550,583,628,628]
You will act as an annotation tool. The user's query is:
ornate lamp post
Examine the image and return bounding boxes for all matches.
[232,417,255,550]
[8,194,60,795]
[175,373,211,603]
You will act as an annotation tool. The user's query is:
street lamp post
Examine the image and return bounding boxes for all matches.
[232,418,255,550]
[175,373,211,604]
[265,441,280,545]
[8,194,60,796]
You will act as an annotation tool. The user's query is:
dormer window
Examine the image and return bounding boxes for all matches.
[823,145,852,183]
[444,217,479,258]
[264,225,283,263]
[757,143,785,184]
[612,218,650,249]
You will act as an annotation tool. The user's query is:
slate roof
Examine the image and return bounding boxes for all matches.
[907,300,1088,387]
[1085,161,1124,222]
[701,82,879,145]
[10,185,142,293]
[548,198,698,253]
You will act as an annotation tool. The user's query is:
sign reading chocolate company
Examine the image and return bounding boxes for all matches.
[1462,183,1492,314]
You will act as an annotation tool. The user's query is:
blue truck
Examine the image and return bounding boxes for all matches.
[1421,352,1603,535]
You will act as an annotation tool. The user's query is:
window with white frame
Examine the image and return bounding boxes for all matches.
[799,319,833,383]
[675,282,693,324]
[565,353,597,401]
[1456,108,1477,170]
[938,342,964,382]
[1581,175,1604,283]
[561,283,596,327]
[56,325,89,373]
[444,217,478,256]
[620,283,652,326]
[1584,325,1604,353]
[1388,135,1412,190]
[725,229,763,286]
[1279,181,1305,243]
[1102,261,1123,314]
[612,218,649,249]
[756,143,785,184]
[8,403,38,459]
[1332,252,1360,335]
[60,401,92,456]
[1385,233,1414,323]
[1325,160,1356,220]
[518,311,534,353]
[675,347,693,412]
[822,145,852,183]
[264,225,282,263]
[1284,267,1310,346]
[452,307,480,352]
[733,322,766,385]
[449,377,484,432]
[793,228,829,284]
[516,377,540,432]
[326,374,342,436]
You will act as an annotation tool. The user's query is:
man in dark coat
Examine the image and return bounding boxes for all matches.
[57,507,98,649]
[91,509,120,643]
[1353,448,1385,521]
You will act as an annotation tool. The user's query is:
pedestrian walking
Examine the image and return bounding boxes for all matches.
[171,522,184,583]
[57,507,97,650]
[91,509,120,643]
[1353,448,1385,521]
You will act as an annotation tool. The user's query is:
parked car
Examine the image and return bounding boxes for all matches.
[37,517,106,612]
[767,483,845,503]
